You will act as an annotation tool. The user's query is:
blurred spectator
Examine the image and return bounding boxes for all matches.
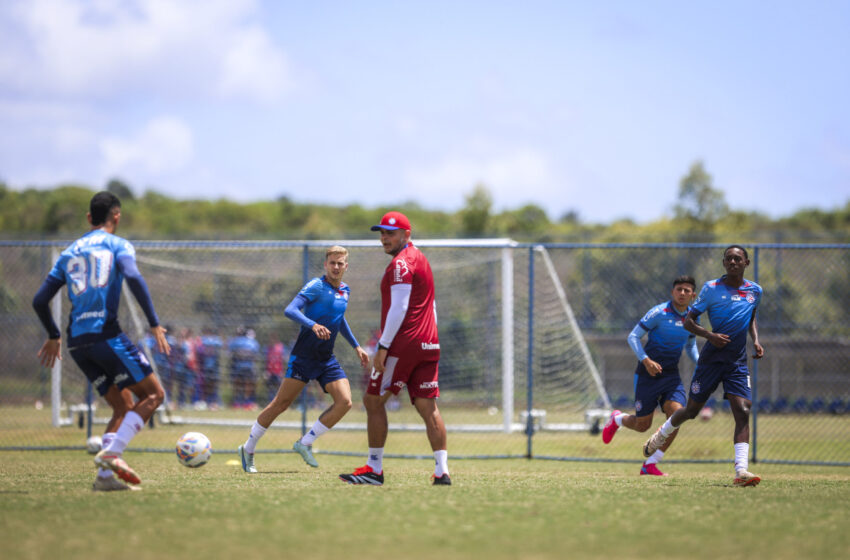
[229,326,260,409]
[198,326,223,410]
[264,334,288,405]
[144,325,176,407]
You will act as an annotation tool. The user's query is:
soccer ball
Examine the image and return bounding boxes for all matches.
[175,432,212,468]
[86,435,102,454]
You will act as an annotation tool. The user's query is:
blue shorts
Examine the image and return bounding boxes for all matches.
[69,333,154,396]
[286,355,346,392]
[688,360,752,403]
[633,371,686,417]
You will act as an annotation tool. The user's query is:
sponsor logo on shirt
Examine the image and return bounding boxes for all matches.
[393,381,406,390]
[93,375,107,387]
[421,342,440,350]
[419,381,438,389]
[394,258,410,283]
[76,310,106,321]
[115,373,129,383]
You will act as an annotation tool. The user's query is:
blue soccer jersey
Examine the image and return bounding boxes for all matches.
[631,301,699,373]
[691,275,762,363]
[285,276,359,361]
[41,229,158,347]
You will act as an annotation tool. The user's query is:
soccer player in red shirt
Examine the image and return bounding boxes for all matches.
[340,211,451,486]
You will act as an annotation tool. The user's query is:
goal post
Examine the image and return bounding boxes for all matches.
[50,239,610,455]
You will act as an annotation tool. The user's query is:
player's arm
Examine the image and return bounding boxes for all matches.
[284,293,330,340]
[684,310,729,349]
[627,323,661,376]
[32,275,65,368]
[340,318,370,369]
[374,283,412,373]
[117,255,170,355]
[749,310,764,359]
[684,335,699,364]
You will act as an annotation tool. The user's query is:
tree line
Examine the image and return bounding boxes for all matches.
[1,162,848,242]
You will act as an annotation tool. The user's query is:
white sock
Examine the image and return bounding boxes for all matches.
[614,413,626,427]
[734,443,749,473]
[106,411,144,454]
[659,417,677,437]
[434,449,449,476]
[300,420,329,446]
[244,421,267,454]
[645,449,665,465]
[97,433,117,477]
[367,447,384,473]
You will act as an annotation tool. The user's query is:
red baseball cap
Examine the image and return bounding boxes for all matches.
[370,211,411,231]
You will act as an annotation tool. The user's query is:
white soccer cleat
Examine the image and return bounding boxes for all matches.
[92,475,141,492]
[642,426,669,458]
[292,440,319,468]
[734,470,761,487]
[237,444,257,474]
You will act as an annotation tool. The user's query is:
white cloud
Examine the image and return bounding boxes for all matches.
[100,116,194,176]
[403,149,558,210]
[0,0,291,102]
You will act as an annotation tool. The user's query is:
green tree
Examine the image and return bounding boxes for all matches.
[460,184,493,236]
[673,161,729,235]
[106,178,135,201]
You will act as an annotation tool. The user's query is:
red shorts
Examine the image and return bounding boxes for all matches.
[366,348,440,403]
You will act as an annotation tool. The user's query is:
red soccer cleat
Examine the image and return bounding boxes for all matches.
[602,410,621,444]
[640,462,668,476]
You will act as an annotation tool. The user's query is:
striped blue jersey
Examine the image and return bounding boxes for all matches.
[286,276,354,361]
[691,275,763,363]
[47,230,138,345]
[636,301,698,370]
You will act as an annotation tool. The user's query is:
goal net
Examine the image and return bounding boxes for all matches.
[45,240,610,458]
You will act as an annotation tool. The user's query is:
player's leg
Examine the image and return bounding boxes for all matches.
[91,335,162,484]
[237,376,306,473]
[316,378,353,429]
[658,400,683,452]
[339,359,398,485]
[726,368,760,486]
[293,371,353,468]
[409,359,449,485]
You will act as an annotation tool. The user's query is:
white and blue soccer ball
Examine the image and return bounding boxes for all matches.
[176,432,212,468]
[86,435,103,454]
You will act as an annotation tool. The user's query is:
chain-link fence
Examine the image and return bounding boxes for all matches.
[1,241,847,466]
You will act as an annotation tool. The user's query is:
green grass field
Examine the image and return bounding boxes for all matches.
[2,448,850,559]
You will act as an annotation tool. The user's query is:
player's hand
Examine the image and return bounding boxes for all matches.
[312,323,331,340]
[37,338,62,368]
[753,342,764,359]
[373,347,388,374]
[642,357,662,376]
[355,346,370,369]
[708,332,730,348]
[151,325,171,355]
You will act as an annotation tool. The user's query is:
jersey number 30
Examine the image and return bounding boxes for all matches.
[67,250,114,295]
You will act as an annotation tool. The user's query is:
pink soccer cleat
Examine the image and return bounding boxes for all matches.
[640,462,668,476]
[602,410,621,444]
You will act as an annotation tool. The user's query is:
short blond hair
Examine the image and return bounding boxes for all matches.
[325,245,349,261]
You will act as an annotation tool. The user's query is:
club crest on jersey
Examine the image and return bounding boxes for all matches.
[394,258,410,282]
[746,293,755,303]
[691,380,701,394]
[635,400,643,412]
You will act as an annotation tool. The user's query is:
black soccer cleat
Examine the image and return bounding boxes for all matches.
[339,465,384,485]
[432,473,452,486]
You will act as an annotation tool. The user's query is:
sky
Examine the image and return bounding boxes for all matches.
[1,0,848,224]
